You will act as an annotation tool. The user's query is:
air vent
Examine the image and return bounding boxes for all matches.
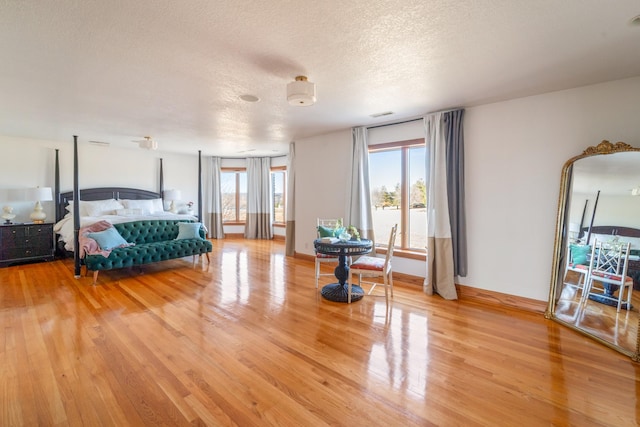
[370,111,394,118]
[89,140,110,147]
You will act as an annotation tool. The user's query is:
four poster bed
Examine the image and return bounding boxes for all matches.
[53,139,208,279]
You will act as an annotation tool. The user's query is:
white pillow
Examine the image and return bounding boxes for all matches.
[617,236,640,250]
[587,233,615,245]
[84,199,124,217]
[121,199,155,214]
[151,198,164,213]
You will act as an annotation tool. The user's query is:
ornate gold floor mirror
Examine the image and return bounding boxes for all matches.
[546,140,640,361]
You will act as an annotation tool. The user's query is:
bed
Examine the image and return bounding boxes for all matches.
[54,140,205,277]
[53,187,198,252]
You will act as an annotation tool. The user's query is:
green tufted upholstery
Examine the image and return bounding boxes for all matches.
[84,220,212,278]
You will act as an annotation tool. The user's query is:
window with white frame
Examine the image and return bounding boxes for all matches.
[271,168,286,224]
[369,139,426,251]
[221,169,247,223]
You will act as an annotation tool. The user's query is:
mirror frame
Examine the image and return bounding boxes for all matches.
[545,140,640,361]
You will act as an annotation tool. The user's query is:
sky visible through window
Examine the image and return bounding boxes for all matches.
[369,146,426,250]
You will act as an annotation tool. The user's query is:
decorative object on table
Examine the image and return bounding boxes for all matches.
[2,206,16,224]
[338,232,351,242]
[26,187,53,224]
[164,189,181,213]
[347,225,361,241]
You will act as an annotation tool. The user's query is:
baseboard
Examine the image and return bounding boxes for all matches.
[294,252,546,313]
[455,284,547,313]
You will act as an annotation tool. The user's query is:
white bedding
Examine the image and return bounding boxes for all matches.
[54,212,199,251]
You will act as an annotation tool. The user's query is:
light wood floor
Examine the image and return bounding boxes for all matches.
[1,239,639,426]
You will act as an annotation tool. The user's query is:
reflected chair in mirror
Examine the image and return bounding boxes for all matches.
[315,218,347,288]
[582,239,634,312]
[347,224,398,304]
[563,243,591,297]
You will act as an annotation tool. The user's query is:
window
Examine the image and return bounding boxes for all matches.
[271,168,286,224]
[221,169,247,223]
[369,139,426,251]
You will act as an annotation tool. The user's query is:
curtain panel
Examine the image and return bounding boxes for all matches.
[285,142,296,256]
[208,156,225,239]
[424,109,466,300]
[245,157,273,239]
[346,127,375,243]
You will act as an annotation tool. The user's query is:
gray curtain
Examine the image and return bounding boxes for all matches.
[208,156,225,239]
[444,109,467,276]
[285,142,296,256]
[245,157,272,239]
[425,112,454,299]
[346,127,375,243]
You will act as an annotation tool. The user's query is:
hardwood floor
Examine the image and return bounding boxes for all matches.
[1,238,638,426]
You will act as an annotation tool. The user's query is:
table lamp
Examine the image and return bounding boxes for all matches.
[164,189,181,213]
[27,187,53,224]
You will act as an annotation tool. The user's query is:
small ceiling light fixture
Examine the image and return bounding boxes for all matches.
[630,14,640,26]
[287,75,316,106]
[132,136,158,150]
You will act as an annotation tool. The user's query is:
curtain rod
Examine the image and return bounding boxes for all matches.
[366,107,464,130]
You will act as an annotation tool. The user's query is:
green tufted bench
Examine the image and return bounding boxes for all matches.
[84,220,212,284]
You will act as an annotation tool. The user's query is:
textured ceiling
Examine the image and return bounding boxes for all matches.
[1,1,640,157]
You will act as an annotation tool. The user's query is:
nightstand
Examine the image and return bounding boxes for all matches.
[0,223,54,267]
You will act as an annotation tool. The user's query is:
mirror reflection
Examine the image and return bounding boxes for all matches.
[548,142,640,360]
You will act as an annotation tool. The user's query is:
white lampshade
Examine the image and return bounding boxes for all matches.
[26,187,53,202]
[164,189,181,201]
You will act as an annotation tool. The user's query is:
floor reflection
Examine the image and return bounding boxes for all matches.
[555,275,639,351]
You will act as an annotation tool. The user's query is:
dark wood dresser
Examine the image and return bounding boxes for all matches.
[0,223,54,267]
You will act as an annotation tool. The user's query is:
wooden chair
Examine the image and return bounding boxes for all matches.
[315,218,345,288]
[348,224,398,304]
[582,239,634,312]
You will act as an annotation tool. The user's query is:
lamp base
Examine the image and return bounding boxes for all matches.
[31,220,45,224]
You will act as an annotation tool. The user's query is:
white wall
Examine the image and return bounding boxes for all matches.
[0,136,201,223]
[294,129,352,253]
[295,75,640,302]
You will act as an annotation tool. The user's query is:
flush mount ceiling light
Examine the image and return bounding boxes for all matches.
[132,136,158,150]
[287,75,316,106]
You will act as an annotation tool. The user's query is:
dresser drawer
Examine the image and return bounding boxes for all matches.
[0,223,54,266]
[4,246,52,259]
[2,224,52,245]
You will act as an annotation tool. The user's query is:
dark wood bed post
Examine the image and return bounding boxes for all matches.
[54,148,60,223]
[159,157,164,198]
[198,150,203,222]
[73,135,81,278]
[586,190,600,245]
